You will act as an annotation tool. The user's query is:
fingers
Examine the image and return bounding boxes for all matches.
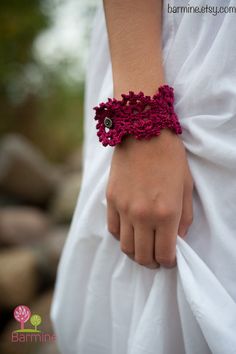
[107,200,178,269]
[119,213,159,269]
[133,222,160,269]
[178,187,193,237]
[178,164,194,237]
[107,195,184,269]
[154,205,180,268]
[107,200,120,240]
[119,213,135,257]
[155,227,177,268]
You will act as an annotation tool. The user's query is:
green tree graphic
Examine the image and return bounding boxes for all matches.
[30,314,42,331]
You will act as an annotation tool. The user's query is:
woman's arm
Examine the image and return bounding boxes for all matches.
[103,0,164,96]
[103,0,194,269]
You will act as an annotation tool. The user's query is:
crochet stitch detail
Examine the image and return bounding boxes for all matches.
[93,84,182,147]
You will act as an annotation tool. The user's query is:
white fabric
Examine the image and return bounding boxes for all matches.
[50,0,236,353]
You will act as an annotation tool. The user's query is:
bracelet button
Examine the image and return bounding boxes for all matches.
[104,117,113,129]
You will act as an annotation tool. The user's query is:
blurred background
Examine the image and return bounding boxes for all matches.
[0,0,97,353]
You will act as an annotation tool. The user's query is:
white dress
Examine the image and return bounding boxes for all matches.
[50,0,236,353]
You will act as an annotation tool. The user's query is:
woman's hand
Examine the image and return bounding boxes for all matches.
[105,129,194,269]
[103,0,193,269]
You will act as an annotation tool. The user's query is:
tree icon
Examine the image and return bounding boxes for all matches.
[30,314,42,331]
[14,305,31,330]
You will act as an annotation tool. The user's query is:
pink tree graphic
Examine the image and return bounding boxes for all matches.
[14,305,31,330]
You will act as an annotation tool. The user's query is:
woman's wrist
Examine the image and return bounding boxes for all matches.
[113,76,165,99]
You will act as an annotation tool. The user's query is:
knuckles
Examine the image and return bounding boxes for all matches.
[128,202,178,221]
[105,188,115,203]
[129,203,150,220]
[154,203,178,221]
[106,191,180,223]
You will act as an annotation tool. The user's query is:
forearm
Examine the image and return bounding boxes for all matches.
[103,0,165,97]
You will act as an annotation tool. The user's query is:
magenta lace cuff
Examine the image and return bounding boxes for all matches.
[93,84,182,147]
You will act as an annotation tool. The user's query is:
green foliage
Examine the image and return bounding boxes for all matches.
[35,81,84,161]
[0,0,49,95]
[0,0,85,162]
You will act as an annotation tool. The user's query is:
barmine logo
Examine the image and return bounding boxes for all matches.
[11,305,56,343]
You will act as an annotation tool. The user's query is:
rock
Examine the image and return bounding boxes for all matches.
[0,207,51,246]
[50,172,82,223]
[28,290,55,334]
[0,248,39,308]
[0,134,60,205]
[0,290,58,354]
[36,342,61,354]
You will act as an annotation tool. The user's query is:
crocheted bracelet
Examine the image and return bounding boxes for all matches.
[93,84,182,147]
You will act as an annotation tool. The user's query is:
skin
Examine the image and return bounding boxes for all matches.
[103,0,194,269]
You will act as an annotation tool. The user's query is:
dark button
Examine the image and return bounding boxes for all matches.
[104,117,113,128]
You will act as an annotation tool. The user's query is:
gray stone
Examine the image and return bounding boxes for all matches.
[0,248,39,308]
[50,172,82,223]
[0,207,51,246]
[0,134,60,204]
